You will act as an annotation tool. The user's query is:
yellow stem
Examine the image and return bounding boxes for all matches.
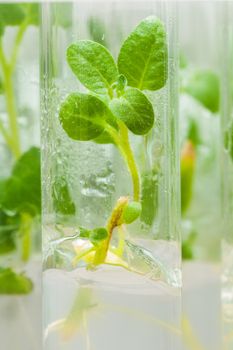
[20,213,33,262]
[119,122,140,201]
[93,196,129,265]
[0,18,29,158]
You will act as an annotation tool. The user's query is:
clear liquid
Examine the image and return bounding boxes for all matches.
[43,240,181,350]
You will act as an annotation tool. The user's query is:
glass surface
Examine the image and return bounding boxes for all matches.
[179,2,222,350]
[221,2,233,349]
[41,2,181,350]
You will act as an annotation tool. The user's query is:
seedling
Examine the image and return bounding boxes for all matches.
[0,4,75,294]
[59,16,168,270]
[0,4,40,294]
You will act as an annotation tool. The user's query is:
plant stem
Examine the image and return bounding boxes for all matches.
[72,246,96,267]
[115,225,126,256]
[3,66,21,158]
[0,19,29,158]
[0,41,19,156]
[0,119,14,150]
[119,122,140,201]
[93,196,129,265]
[105,123,140,201]
[20,213,33,262]
[89,122,140,267]
[10,20,29,71]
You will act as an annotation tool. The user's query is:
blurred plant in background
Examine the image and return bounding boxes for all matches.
[0,3,40,294]
[179,53,220,261]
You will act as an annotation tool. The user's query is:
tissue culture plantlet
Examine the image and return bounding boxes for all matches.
[0,3,41,294]
[59,16,167,271]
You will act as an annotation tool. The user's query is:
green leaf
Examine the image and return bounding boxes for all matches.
[109,87,154,135]
[182,241,193,260]
[0,22,3,37]
[79,227,91,238]
[93,131,115,144]
[182,231,197,260]
[52,176,76,216]
[184,70,220,113]
[0,178,6,205]
[0,210,19,255]
[187,119,201,147]
[0,235,15,254]
[1,147,41,216]
[78,227,108,245]
[88,17,108,47]
[59,92,115,141]
[90,227,108,245]
[67,41,118,95]
[140,170,157,226]
[0,4,26,27]
[121,201,141,224]
[0,267,33,294]
[118,16,167,91]
[0,226,16,255]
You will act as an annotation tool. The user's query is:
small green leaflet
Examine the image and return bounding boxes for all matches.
[59,92,115,141]
[184,70,220,113]
[79,226,108,246]
[67,41,118,95]
[90,227,108,245]
[0,267,33,294]
[1,147,41,216]
[121,201,141,224]
[110,87,154,135]
[79,227,91,238]
[52,176,76,216]
[118,16,168,91]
